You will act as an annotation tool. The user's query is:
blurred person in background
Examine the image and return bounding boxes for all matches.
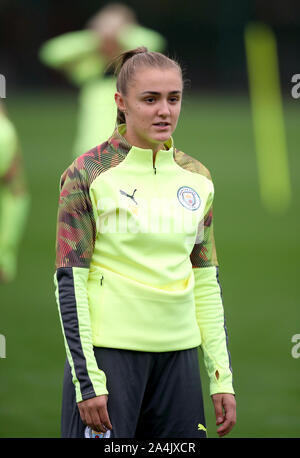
[54,47,236,439]
[0,101,30,282]
[39,3,166,159]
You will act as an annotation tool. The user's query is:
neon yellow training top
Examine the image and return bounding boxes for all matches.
[54,125,234,403]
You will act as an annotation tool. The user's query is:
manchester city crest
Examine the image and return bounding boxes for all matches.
[177,186,201,211]
[84,426,111,438]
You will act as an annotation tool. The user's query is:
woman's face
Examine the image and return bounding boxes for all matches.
[115,66,182,151]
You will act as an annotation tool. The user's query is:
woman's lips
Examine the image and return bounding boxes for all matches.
[153,122,170,130]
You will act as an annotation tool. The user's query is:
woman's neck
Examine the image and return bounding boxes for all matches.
[123,131,165,154]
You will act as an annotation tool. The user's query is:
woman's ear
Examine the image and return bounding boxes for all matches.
[114,92,126,113]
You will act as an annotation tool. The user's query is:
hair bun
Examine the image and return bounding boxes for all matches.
[120,46,148,66]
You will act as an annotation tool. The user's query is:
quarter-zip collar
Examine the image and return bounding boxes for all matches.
[107,124,175,172]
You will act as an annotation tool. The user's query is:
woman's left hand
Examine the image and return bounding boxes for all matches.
[211,393,236,437]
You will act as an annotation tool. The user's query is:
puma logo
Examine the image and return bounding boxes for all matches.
[120,188,138,205]
[198,423,207,432]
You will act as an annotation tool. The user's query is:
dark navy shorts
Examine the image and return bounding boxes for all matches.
[61,346,207,438]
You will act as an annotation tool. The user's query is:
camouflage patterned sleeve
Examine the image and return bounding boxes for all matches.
[191,180,234,395]
[55,160,96,269]
[54,160,109,401]
[190,195,219,268]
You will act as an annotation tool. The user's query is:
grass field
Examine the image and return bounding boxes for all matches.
[1,90,299,438]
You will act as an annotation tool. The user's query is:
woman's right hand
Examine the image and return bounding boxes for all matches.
[77,394,113,433]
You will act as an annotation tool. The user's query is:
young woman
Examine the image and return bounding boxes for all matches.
[54,47,236,438]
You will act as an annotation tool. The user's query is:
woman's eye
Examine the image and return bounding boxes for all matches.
[145,97,155,103]
[169,97,179,103]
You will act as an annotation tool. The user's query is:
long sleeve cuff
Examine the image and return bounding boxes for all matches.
[193,266,234,395]
[54,266,108,402]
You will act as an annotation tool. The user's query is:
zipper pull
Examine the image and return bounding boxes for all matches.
[100,275,104,286]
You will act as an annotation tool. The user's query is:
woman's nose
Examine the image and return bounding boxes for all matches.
[157,100,170,116]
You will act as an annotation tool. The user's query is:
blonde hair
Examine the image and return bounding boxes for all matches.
[109,46,183,125]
